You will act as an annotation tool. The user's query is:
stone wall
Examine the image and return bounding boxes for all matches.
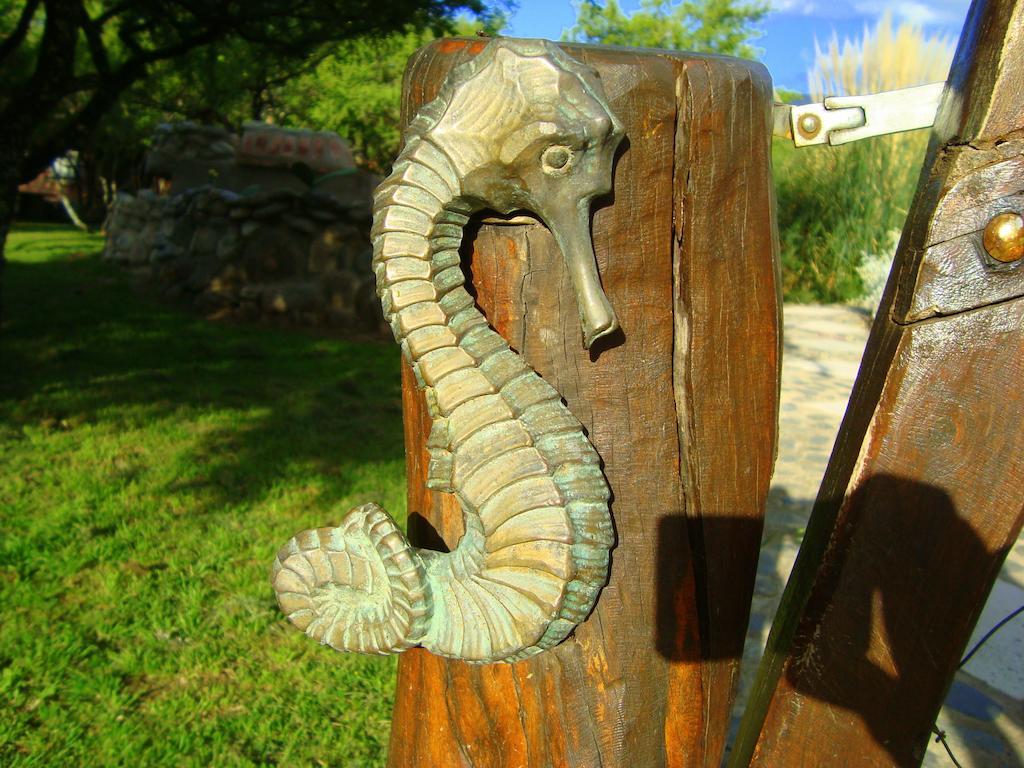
[103,186,385,332]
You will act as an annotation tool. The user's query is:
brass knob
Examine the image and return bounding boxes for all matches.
[983,212,1024,264]
[797,113,821,140]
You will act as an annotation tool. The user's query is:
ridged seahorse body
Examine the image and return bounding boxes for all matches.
[272,38,623,663]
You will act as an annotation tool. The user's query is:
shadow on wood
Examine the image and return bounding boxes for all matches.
[780,475,1006,765]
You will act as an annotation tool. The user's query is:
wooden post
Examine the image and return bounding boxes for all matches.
[388,41,780,767]
[731,1,1024,765]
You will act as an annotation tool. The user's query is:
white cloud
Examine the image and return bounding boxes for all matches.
[772,0,820,13]
[771,0,969,26]
[852,0,970,25]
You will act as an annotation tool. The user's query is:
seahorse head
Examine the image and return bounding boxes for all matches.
[418,39,625,348]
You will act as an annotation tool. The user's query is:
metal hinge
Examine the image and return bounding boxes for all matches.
[773,82,945,147]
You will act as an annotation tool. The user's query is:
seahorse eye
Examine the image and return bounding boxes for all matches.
[541,145,573,174]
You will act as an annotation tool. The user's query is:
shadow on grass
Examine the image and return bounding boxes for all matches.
[0,240,405,517]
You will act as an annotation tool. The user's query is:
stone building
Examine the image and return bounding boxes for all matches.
[104,122,385,332]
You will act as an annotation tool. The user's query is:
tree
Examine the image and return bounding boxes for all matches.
[565,0,768,59]
[92,13,505,180]
[0,0,486,266]
[273,14,507,173]
[75,37,333,211]
[272,29,443,174]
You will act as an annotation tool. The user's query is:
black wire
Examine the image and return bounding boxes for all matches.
[932,726,964,768]
[928,602,1024,766]
[958,604,1024,669]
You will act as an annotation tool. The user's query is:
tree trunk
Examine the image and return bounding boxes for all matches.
[58,192,90,231]
[0,140,23,323]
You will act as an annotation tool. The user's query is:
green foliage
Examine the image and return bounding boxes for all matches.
[565,0,768,58]
[5,3,506,193]
[0,1,41,82]
[773,87,803,104]
[0,0,488,184]
[0,226,408,765]
[273,14,507,173]
[773,135,926,303]
[273,28,437,174]
[117,40,310,130]
[0,0,510,258]
[773,12,954,303]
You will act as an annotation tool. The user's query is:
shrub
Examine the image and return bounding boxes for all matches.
[775,13,954,304]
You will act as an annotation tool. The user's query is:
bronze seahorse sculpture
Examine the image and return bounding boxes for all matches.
[271,38,623,664]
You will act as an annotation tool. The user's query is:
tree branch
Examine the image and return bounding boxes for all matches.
[0,0,43,64]
[93,0,135,25]
[135,28,224,65]
[78,3,112,76]
[2,0,81,129]
[7,0,487,184]
[20,57,148,182]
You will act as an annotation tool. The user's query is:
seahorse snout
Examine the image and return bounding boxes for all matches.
[543,199,619,348]
[583,307,619,349]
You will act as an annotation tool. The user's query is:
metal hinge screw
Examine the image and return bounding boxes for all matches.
[983,212,1024,264]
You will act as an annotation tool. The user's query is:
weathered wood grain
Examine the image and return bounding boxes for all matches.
[897,140,1024,321]
[673,56,781,764]
[732,1,1024,765]
[389,40,779,767]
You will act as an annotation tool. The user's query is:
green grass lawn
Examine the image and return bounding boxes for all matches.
[0,225,406,766]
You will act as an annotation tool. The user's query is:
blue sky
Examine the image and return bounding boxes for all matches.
[503,0,971,91]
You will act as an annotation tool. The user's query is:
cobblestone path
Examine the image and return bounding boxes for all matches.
[731,305,1024,767]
